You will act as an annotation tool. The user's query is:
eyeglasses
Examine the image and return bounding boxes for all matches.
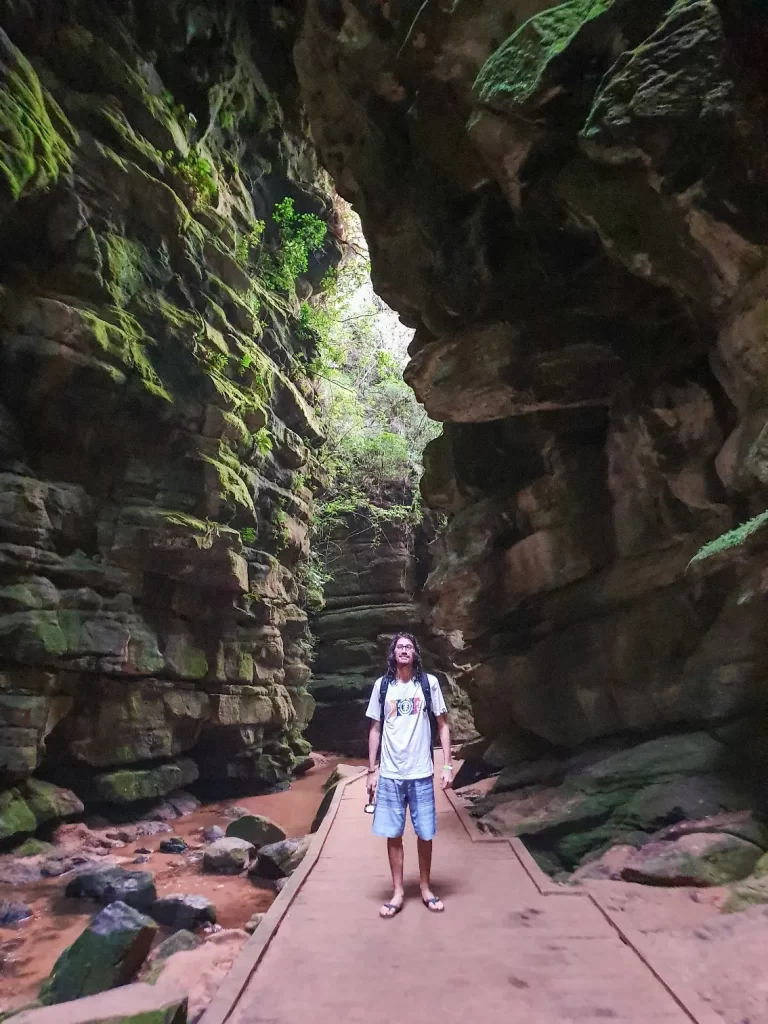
[395,645,414,652]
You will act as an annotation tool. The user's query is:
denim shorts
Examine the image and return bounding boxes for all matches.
[372,776,436,841]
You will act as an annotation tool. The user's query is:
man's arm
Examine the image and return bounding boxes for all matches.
[367,719,381,800]
[436,712,452,790]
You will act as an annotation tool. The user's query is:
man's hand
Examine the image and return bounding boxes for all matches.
[366,769,377,802]
[440,766,453,791]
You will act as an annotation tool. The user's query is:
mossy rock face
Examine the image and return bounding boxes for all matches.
[555,826,650,869]
[23,779,84,823]
[569,734,726,793]
[0,788,36,842]
[39,901,157,1006]
[91,759,199,804]
[474,0,616,112]
[0,29,77,201]
[622,833,762,887]
[13,837,54,857]
[582,0,730,151]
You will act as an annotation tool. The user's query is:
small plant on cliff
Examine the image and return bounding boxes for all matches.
[261,198,327,293]
[235,221,265,266]
[690,510,768,566]
[253,427,273,455]
[168,150,217,207]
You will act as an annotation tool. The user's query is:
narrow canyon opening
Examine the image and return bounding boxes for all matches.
[2,0,768,1021]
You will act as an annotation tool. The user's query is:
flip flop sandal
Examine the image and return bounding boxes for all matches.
[422,896,444,912]
[380,902,403,918]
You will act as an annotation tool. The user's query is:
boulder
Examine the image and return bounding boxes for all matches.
[221,805,249,819]
[24,779,84,824]
[0,787,36,841]
[571,845,639,883]
[491,758,567,795]
[0,900,32,925]
[225,814,286,848]
[139,928,247,1021]
[159,838,188,855]
[250,835,311,880]
[202,837,253,875]
[200,825,224,842]
[65,868,157,913]
[88,759,199,805]
[572,734,727,793]
[41,853,99,878]
[150,894,216,932]
[244,912,265,934]
[39,901,157,1005]
[151,929,202,959]
[621,833,762,887]
[615,776,750,832]
[651,812,768,851]
[722,876,768,913]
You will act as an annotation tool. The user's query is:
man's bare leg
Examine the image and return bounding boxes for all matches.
[381,837,405,918]
[417,837,444,911]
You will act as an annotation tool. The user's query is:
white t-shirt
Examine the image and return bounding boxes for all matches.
[365,674,447,781]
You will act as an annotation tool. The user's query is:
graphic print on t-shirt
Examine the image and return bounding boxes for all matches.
[385,695,423,719]
[366,674,448,780]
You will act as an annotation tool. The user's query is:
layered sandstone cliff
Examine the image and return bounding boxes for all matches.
[308,509,477,755]
[0,0,336,835]
[295,0,768,754]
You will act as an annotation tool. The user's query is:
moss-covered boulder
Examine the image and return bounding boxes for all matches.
[0,788,36,841]
[225,814,286,848]
[24,779,84,824]
[89,759,198,804]
[621,833,762,887]
[39,901,157,1006]
[65,868,157,913]
[250,834,311,880]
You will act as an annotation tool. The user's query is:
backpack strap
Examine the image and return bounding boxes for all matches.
[419,672,437,762]
[418,672,433,718]
[378,674,391,722]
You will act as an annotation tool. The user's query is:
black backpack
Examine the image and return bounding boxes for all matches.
[378,671,437,758]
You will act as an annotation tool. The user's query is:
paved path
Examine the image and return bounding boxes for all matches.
[222,774,703,1024]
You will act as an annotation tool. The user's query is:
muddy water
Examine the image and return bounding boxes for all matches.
[0,757,362,1012]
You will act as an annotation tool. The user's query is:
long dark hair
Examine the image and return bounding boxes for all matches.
[385,632,423,680]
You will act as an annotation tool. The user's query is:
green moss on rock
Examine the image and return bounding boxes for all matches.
[474,0,615,110]
[0,788,36,841]
[24,778,84,823]
[39,901,157,1006]
[690,510,768,566]
[0,31,77,199]
[92,758,199,804]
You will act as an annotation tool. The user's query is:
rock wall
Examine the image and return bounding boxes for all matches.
[295,0,768,752]
[0,0,338,837]
[307,511,477,756]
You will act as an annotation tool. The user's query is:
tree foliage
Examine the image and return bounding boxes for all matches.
[301,202,441,609]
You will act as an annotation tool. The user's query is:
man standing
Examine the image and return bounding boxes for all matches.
[365,632,452,919]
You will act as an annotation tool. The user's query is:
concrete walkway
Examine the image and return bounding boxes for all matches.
[216,774,711,1024]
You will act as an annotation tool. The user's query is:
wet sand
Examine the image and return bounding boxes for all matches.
[0,756,361,1012]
